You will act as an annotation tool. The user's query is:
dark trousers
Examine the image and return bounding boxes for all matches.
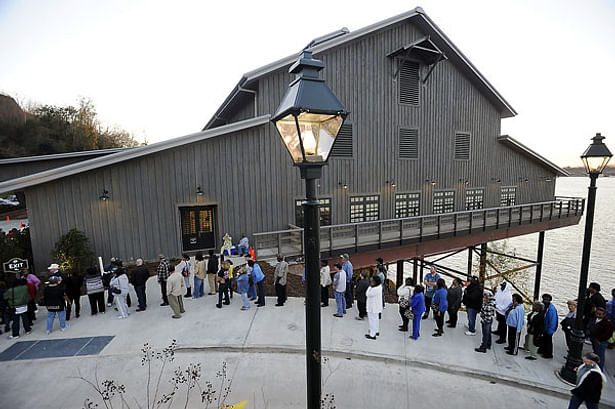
[399,306,409,329]
[88,292,106,314]
[107,289,114,305]
[160,281,169,304]
[434,311,444,332]
[344,282,353,308]
[228,278,234,298]
[495,312,507,340]
[447,307,459,327]
[66,294,81,320]
[218,282,229,306]
[568,394,599,409]
[256,280,265,306]
[275,283,286,305]
[423,296,433,317]
[480,320,492,349]
[134,285,147,310]
[12,312,31,336]
[321,286,329,306]
[27,299,36,322]
[538,334,553,357]
[507,326,520,354]
[357,300,367,319]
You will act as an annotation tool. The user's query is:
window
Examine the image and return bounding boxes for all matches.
[295,198,331,227]
[433,191,455,214]
[330,124,353,158]
[500,187,517,206]
[399,128,418,159]
[398,60,420,105]
[465,188,484,210]
[454,132,471,160]
[395,193,420,218]
[350,195,379,223]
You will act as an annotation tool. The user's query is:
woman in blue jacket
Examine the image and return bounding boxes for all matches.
[432,279,449,337]
[409,285,426,340]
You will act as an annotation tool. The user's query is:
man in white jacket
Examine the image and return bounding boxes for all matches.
[494,281,512,344]
[365,276,383,340]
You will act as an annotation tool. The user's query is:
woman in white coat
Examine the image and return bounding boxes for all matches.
[365,276,383,340]
[110,268,130,319]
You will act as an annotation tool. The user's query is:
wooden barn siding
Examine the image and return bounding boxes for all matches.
[0,155,112,182]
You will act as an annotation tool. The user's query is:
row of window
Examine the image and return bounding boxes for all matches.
[294,187,518,226]
[331,123,471,161]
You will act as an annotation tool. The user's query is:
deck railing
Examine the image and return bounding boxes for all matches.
[253,197,585,259]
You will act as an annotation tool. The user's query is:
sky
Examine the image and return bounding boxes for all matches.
[1,0,614,167]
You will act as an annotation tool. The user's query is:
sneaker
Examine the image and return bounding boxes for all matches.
[25,331,31,335]
[525,356,537,360]
[465,331,476,336]
[8,335,19,339]
[495,339,506,344]
[356,317,364,321]
[107,303,112,307]
[474,347,487,353]
[365,334,376,340]
[240,307,249,311]
[61,324,70,331]
[333,314,343,318]
[216,304,222,309]
[46,331,51,335]
[160,302,169,306]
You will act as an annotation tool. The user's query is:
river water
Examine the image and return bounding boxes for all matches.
[392,176,615,311]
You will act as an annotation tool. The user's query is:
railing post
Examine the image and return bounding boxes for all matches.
[483,209,487,232]
[508,207,512,228]
[549,202,554,219]
[519,205,523,225]
[328,228,333,254]
[355,224,359,252]
[540,204,544,222]
[277,232,282,255]
[419,218,423,242]
[496,208,500,228]
[469,212,473,234]
[559,201,563,218]
[567,199,571,217]
[453,213,458,236]
[437,215,441,239]
[399,219,403,245]
[378,221,383,249]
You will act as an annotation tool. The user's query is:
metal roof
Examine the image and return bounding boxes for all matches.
[0,115,271,194]
[498,135,569,177]
[203,7,516,130]
[0,147,134,165]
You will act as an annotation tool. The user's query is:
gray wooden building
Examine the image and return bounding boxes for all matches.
[0,8,581,273]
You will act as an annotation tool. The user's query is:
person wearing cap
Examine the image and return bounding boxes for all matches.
[340,254,354,309]
[422,267,440,320]
[157,254,170,306]
[587,307,613,370]
[166,265,186,318]
[475,289,496,353]
[44,275,70,334]
[538,293,558,359]
[4,278,32,339]
[568,352,605,409]
[131,259,150,311]
[47,263,63,278]
[110,268,130,319]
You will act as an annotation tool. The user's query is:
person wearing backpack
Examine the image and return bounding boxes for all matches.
[4,278,32,339]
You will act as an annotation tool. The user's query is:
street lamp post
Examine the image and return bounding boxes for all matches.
[272,50,348,409]
[559,133,612,383]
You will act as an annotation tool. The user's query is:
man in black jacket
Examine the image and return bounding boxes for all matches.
[65,272,83,320]
[462,276,483,336]
[354,271,369,320]
[569,352,605,409]
[584,282,606,329]
[207,250,219,295]
[131,259,150,311]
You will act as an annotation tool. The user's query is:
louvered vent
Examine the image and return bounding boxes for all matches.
[399,128,418,159]
[454,132,471,160]
[399,60,420,105]
[330,124,353,157]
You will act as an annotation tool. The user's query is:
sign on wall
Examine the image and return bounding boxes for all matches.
[2,257,29,273]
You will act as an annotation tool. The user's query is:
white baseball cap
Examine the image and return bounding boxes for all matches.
[47,263,59,270]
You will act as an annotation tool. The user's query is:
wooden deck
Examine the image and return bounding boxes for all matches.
[253,197,584,260]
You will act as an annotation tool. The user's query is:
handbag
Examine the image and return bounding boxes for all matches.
[404,308,414,320]
[111,287,122,294]
[399,297,410,309]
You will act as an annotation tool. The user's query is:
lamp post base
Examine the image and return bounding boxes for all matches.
[558,328,585,384]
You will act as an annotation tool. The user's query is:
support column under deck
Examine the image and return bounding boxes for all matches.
[396,260,404,288]
[467,246,473,280]
[479,243,487,284]
[533,231,546,300]
[412,258,418,285]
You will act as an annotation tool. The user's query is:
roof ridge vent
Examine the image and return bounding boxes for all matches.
[304,27,350,50]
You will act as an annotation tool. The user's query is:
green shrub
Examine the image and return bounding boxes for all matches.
[52,228,94,273]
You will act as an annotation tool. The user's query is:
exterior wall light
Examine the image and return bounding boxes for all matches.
[99,189,110,201]
[196,186,204,196]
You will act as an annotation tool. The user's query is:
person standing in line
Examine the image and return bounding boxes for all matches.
[84,267,105,315]
[193,252,207,299]
[332,263,346,318]
[523,301,544,360]
[584,282,606,329]
[422,267,440,319]
[21,268,40,319]
[64,271,84,320]
[221,233,233,257]
[505,293,525,355]
[561,300,578,352]
[475,290,496,353]
[409,285,426,340]
[176,254,192,298]
[446,277,463,328]
[431,278,448,337]
[375,257,387,308]
[44,276,70,334]
[216,262,230,309]
[274,255,289,307]
[462,276,483,336]
[587,307,613,371]
[538,293,558,359]
[238,234,250,256]
[110,268,130,319]
[494,281,513,344]
[207,250,219,295]
[340,254,354,309]
[4,279,32,339]
[355,271,370,321]
[227,260,235,299]
[157,254,170,306]
[236,266,250,311]
[249,259,265,307]
[166,265,186,318]
[244,255,257,301]
[320,260,332,307]
[365,276,383,340]
[47,263,64,279]
[131,259,150,311]
[568,352,605,409]
[397,277,413,331]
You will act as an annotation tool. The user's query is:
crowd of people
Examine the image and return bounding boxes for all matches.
[0,248,612,407]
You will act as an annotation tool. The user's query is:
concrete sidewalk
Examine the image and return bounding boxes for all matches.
[0,279,613,408]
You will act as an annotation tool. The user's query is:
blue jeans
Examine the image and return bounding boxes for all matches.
[47,310,67,332]
[467,308,478,333]
[193,277,204,298]
[411,314,422,339]
[568,394,598,409]
[592,339,607,370]
[240,292,250,309]
[480,320,492,349]
[238,245,249,256]
[334,291,346,316]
